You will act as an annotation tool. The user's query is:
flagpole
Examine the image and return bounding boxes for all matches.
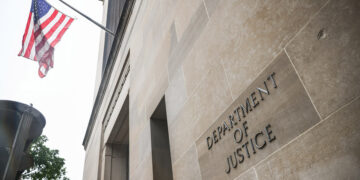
[58,0,115,37]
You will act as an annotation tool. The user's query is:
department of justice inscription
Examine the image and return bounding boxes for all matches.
[195,53,320,180]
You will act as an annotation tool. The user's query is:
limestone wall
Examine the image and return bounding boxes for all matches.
[84,0,360,179]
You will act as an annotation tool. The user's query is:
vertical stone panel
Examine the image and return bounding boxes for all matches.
[285,0,360,118]
[128,98,146,146]
[130,152,153,180]
[172,144,202,180]
[169,65,233,163]
[129,123,152,176]
[83,120,103,180]
[165,67,188,125]
[181,24,224,97]
[168,1,209,81]
[130,24,172,108]
[173,0,204,40]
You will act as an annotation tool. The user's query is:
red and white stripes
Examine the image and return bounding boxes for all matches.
[19,7,73,77]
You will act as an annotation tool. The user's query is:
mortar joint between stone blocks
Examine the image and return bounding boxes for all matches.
[250,94,359,173]
[202,0,210,20]
[284,0,332,49]
[284,48,322,120]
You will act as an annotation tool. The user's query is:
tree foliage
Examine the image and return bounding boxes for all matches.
[21,135,69,180]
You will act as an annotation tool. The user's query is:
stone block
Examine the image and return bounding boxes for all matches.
[181,23,224,97]
[285,0,360,118]
[196,52,320,180]
[169,65,233,163]
[255,97,360,179]
[206,0,328,97]
[234,168,257,180]
[129,124,152,172]
[203,0,219,17]
[168,99,197,164]
[174,0,204,40]
[165,67,188,125]
[130,152,153,180]
[172,144,202,180]
[168,1,209,81]
[129,101,146,144]
[131,25,172,108]
[83,120,103,180]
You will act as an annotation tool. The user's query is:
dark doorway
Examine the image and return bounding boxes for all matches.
[150,97,173,180]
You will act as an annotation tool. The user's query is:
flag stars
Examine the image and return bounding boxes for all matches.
[32,0,51,21]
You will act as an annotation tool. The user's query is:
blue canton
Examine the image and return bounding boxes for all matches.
[31,0,51,22]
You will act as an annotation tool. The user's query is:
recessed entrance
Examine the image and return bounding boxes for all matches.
[150,97,173,180]
[103,96,129,180]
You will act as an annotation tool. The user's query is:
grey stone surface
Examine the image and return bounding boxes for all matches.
[285,0,360,118]
[83,0,360,180]
[168,0,210,81]
[234,168,258,180]
[208,0,328,98]
[169,65,233,163]
[203,0,220,17]
[130,152,153,180]
[181,25,224,97]
[165,67,188,125]
[173,0,204,40]
[196,52,320,180]
[128,100,146,148]
[255,97,360,180]
[172,144,202,180]
[129,123,152,174]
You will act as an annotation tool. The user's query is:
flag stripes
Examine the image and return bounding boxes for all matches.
[19,0,73,78]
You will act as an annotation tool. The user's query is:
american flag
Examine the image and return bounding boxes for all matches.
[19,0,73,78]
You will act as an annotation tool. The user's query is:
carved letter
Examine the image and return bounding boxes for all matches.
[257,81,270,100]
[213,130,218,144]
[268,72,278,88]
[242,121,249,137]
[234,107,242,122]
[239,105,246,118]
[250,92,259,108]
[207,136,213,150]
[223,121,230,136]
[236,147,245,163]
[228,114,237,128]
[230,152,238,168]
[255,131,266,149]
[233,128,243,144]
[225,157,231,174]
[217,126,223,140]
[245,98,253,113]
[265,124,276,143]
[250,138,256,154]
[242,141,250,158]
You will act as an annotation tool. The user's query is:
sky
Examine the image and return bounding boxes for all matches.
[0,0,103,179]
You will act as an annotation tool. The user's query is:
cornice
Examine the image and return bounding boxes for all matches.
[82,0,135,149]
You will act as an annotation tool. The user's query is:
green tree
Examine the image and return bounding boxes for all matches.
[21,135,69,180]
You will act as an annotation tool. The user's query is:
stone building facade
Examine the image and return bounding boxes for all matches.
[82,0,360,179]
